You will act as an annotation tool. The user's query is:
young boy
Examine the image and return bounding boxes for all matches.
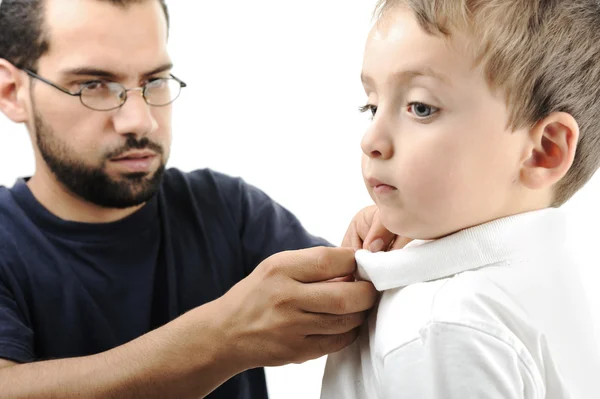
[321,1,600,398]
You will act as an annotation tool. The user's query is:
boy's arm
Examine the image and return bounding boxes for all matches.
[380,322,541,399]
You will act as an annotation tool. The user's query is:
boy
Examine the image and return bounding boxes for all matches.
[321,1,600,398]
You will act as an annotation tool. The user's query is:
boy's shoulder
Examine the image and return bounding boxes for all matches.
[374,251,588,357]
[373,263,519,354]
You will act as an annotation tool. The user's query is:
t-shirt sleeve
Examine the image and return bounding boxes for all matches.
[0,258,35,363]
[204,170,331,274]
[236,179,331,274]
[379,322,542,399]
[182,169,331,275]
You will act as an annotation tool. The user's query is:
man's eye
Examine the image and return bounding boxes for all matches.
[146,78,168,89]
[407,102,439,118]
[82,81,109,91]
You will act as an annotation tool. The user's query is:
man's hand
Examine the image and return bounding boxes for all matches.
[0,247,374,399]
[343,205,412,252]
[0,247,377,399]
[215,246,378,369]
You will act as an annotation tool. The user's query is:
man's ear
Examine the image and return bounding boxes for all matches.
[520,112,579,190]
[0,59,29,123]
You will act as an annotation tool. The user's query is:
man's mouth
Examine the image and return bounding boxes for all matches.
[111,150,157,161]
[110,150,157,172]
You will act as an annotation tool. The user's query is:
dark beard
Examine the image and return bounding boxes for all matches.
[33,111,166,209]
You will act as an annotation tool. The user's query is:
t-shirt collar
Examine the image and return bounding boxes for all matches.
[356,208,566,291]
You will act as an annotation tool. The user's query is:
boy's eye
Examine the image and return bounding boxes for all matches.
[408,102,439,118]
[359,104,378,118]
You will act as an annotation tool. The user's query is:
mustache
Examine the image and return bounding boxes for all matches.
[105,136,164,159]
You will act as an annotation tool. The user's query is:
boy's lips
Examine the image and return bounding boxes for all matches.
[366,177,398,194]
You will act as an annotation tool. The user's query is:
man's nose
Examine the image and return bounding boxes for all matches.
[112,89,158,138]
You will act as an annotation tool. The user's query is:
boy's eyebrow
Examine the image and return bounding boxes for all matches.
[60,63,174,80]
[361,67,452,87]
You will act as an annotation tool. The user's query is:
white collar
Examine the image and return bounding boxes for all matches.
[356,208,566,291]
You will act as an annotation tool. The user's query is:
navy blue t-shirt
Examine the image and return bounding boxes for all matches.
[0,168,328,398]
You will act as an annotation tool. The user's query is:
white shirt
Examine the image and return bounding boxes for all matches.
[321,209,600,399]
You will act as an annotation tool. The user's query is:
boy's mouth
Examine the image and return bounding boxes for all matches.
[366,177,398,194]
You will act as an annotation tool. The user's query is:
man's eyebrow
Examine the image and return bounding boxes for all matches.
[60,63,174,79]
[60,67,120,79]
[361,67,452,87]
[142,63,174,77]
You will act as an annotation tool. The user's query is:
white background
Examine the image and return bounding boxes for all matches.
[0,1,598,398]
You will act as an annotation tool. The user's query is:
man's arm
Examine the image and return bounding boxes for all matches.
[0,301,239,399]
[0,359,15,369]
[0,247,376,399]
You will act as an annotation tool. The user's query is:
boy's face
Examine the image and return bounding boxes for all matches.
[361,7,531,239]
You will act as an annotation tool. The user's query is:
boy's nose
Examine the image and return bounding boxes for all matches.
[361,124,393,160]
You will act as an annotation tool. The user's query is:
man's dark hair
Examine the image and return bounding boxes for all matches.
[0,0,170,70]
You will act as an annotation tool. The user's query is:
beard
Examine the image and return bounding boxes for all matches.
[33,111,166,209]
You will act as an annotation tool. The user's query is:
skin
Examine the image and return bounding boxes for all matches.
[360,6,579,240]
[22,0,171,222]
[0,0,396,397]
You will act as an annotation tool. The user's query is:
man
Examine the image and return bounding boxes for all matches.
[0,0,399,397]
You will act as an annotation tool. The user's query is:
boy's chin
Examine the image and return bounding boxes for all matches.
[377,207,414,239]
[377,207,453,242]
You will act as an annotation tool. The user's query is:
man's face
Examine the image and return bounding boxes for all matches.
[360,6,530,239]
[28,0,173,208]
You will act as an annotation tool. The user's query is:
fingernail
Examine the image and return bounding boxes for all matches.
[369,239,384,253]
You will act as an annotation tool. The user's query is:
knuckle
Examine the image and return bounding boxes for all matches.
[262,258,280,278]
[357,283,377,306]
[360,205,374,227]
[331,295,347,313]
[316,316,330,332]
[333,333,348,349]
[349,313,364,328]
[319,314,349,332]
[271,287,294,310]
[336,315,351,329]
[336,331,357,350]
[315,248,333,274]
[321,334,346,354]
[317,337,330,355]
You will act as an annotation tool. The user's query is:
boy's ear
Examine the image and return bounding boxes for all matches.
[520,112,579,190]
[0,59,29,123]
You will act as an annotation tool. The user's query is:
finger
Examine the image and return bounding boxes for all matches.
[341,206,375,250]
[388,235,413,250]
[279,247,357,283]
[361,209,397,252]
[327,274,355,283]
[298,311,367,336]
[299,280,377,314]
[303,329,360,358]
[341,223,363,250]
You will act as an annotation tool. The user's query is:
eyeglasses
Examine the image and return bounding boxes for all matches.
[22,69,187,111]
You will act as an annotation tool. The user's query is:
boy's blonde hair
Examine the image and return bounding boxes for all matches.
[375,0,600,206]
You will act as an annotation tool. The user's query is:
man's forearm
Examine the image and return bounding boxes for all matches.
[0,301,244,399]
